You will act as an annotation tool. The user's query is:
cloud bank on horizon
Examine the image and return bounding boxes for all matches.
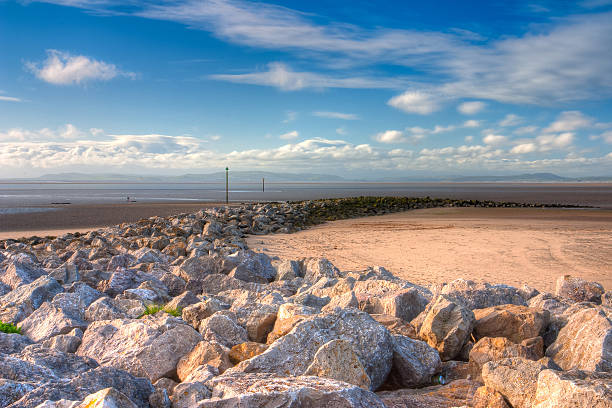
[0,0,611,177]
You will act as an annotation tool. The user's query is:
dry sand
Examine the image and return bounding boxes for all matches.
[247,207,612,293]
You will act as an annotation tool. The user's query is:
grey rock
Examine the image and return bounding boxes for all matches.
[482,357,548,408]
[198,312,249,348]
[0,332,33,354]
[555,275,605,304]
[386,334,441,389]
[172,382,212,408]
[303,258,341,284]
[0,276,63,324]
[230,308,393,391]
[440,279,526,309]
[1,260,45,290]
[200,373,385,407]
[532,369,612,408]
[77,314,202,382]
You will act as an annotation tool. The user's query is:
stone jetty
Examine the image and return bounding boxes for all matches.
[0,197,609,407]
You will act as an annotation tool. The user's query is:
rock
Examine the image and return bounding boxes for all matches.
[555,275,605,304]
[230,308,393,391]
[377,379,480,408]
[164,291,200,312]
[41,332,82,354]
[472,386,511,408]
[0,379,36,407]
[177,341,232,381]
[532,369,612,408]
[201,372,386,407]
[603,291,612,308]
[303,339,371,389]
[473,304,550,343]
[98,268,139,297]
[48,263,79,285]
[172,382,212,408]
[19,300,88,342]
[370,314,418,338]
[439,360,471,382]
[228,264,270,284]
[149,388,171,408]
[198,312,249,348]
[183,364,219,383]
[232,303,277,343]
[418,296,475,360]
[321,290,359,312]
[440,279,526,309]
[182,299,229,329]
[74,387,138,408]
[228,342,268,365]
[275,260,301,281]
[386,334,441,389]
[545,306,612,371]
[469,337,542,379]
[1,260,45,290]
[0,332,33,354]
[13,366,154,408]
[0,276,63,324]
[303,258,341,284]
[482,357,548,408]
[175,256,221,284]
[77,314,202,382]
[84,296,144,321]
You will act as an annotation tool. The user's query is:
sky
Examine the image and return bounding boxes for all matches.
[1,0,612,178]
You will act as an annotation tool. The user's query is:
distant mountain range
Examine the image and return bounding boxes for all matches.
[3,172,612,183]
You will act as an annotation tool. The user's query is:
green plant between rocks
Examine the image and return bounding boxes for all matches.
[139,304,182,318]
[0,321,22,334]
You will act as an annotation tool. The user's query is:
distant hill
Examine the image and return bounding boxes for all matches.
[4,171,611,183]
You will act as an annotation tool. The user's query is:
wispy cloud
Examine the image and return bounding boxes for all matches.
[279,130,299,140]
[210,62,407,90]
[313,111,359,120]
[499,114,523,127]
[388,91,441,115]
[0,94,22,102]
[457,101,486,115]
[32,1,612,105]
[26,50,135,85]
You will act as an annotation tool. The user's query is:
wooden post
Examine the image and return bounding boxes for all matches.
[225,167,229,204]
[262,177,265,192]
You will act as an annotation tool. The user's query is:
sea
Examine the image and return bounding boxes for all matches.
[1,182,611,213]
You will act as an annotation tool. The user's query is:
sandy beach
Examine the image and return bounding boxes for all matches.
[0,202,224,240]
[248,207,612,293]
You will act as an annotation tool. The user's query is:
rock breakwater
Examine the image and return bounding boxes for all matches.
[0,197,609,407]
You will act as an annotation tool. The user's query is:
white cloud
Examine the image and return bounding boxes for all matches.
[457,101,485,115]
[600,130,612,143]
[211,62,405,90]
[210,134,222,141]
[313,111,359,120]
[374,130,405,144]
[1,123,610,176]
[483,134,507,146]
[0,95,22,102]
[26,50,134,85]
[543,111,593,133]
[388,91,440,115]
[511,143,537,154]
[463,120,480,128]
[536,132,575,150]
[499,114,523,127]
[279,130,299,140]
[34,1,612,105]
[336,127,347,135]
[513,126,539,135]
[464,135,474,143]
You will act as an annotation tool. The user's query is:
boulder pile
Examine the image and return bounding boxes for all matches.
[0,197,609,407]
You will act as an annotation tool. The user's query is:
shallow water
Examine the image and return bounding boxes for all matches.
[0,182,611,208]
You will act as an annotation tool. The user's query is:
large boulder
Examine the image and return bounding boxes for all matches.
[77,314,201,382]
[176,340,232,381]
[74,387,138,408]
[303,339,371,389]
[377,379,480,408]
[481,357,548,408]
[0,276,63,324]
[469,337,542,378]
[385,334,441,389]
[0,332,33,354]
[473,304,550,343]
[532,369,612,408]
[230,308,393,391]
[182,298,229,329]
[303,258,341,284]
[0,260,45,290]
[418,296,475,360]
[555,275,605,304]
[200,372,386,407]
[439,279,526,309]
[545,306,612,371]
[198,312,249,348]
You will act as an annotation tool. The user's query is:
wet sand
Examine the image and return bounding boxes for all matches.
[248,207,612,293]
[0,202,224,240]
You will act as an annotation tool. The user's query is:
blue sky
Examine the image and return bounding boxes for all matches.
[1,0,612,178]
